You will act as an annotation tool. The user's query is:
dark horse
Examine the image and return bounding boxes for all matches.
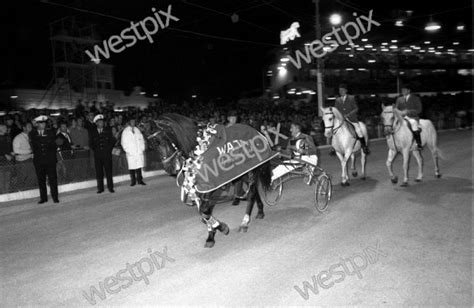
[150,113,271,247]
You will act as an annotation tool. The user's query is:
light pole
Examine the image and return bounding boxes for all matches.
[314,0,324,116]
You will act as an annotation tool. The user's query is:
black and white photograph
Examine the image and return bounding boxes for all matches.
[0,0,472,306]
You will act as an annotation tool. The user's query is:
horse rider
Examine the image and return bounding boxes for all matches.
[394,84,423,150]
[272,122,318,185]
[329,84,370,155]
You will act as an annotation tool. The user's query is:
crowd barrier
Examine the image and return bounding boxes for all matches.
[0,149,164,195]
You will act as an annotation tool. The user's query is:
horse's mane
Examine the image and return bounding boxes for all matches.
[156,113,198,155]
[392,107,405,125]
[329,107,344,122]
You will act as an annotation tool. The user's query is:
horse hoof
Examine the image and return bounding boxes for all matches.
[352,171,358,177]
[400,182,408,187]
[255,213,265,219]
[238,226,248,233]
[391,176,398,184]
[341,182,350,187]
[436,174,442,178]
[361,176,366,181]
[415,179,422,182]
[217,223,230,235]
[204,240,215,248]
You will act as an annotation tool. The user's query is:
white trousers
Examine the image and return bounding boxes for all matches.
[404,116,419,131]
[271,155,318,181]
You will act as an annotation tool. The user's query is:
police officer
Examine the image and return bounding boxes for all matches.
[30,115,59,204]
[395,84,423,150]
[89,114,115,193]
[330,84,370,155]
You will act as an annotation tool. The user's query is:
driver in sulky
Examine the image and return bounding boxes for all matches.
[272,121,318,185]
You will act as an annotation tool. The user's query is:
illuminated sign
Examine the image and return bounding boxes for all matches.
[280,22,301,45]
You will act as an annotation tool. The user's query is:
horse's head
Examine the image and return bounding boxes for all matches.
[148,123,182,175]
[381,104,396,136]
[321,107,340,138]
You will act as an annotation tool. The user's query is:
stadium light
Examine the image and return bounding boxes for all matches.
[329,13,342,25]
[425,17,441,32]
[395,20,404,27]
[456,24,465,31]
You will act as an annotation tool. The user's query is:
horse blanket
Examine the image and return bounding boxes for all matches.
[194,124,278,193]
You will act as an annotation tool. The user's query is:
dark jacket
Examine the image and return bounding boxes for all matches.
[335,95,359,122]
[395,94,422,119]
[30,129,57,165]
[89,127,115,157]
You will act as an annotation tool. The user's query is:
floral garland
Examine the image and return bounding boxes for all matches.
[181,123,218,209]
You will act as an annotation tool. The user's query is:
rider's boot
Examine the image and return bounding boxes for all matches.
[413,131,423,150]
[359,137,370,155]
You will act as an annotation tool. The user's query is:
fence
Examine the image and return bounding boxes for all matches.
[0,149,164,195]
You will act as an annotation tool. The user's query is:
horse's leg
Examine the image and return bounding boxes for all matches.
[360,149,366,180]
[239,184,256,233]
[200,196,217,248]
[386,148,398,184]
[412,150,424,182]
[400,149,410,187]
[255,191,265,219]
[350,153,358,177]
[337,151,350,186]
[201,191,230,248]
[426,127,442,178]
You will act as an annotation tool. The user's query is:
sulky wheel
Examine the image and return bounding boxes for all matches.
[314,173,332,212]
[257,176,283,207]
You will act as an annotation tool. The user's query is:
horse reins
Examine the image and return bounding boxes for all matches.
[382,111,400,152]
[324,112,344,135]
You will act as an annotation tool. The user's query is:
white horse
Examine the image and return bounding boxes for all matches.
[321,107,368,186]
[380,105,441,187]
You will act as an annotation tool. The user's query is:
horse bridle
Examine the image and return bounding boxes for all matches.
[148,128,181,164]
[382,111,401,135]
[324,112,344,135]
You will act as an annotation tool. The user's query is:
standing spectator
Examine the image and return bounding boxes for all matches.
[0,124,13,193]
[30,115,59,204]
[13,122,34,188]
[121,118,146,186]
[90,114,115,193]
[6,115,21,140]
[70,118,89,149]
[56,121,74,181]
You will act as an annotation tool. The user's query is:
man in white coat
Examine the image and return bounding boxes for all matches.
[121,118,146,186]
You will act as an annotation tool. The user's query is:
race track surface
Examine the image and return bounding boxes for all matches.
[0,130,472,306]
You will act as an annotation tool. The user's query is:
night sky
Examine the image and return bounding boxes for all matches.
[2,0,472,100]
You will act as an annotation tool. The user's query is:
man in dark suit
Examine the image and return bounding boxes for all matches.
[395,84,423,150]
[30,115,59,204]
[89,114,115,193]
[330,84,370,155]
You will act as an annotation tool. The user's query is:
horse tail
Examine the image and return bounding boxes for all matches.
[425,120,446,160]
[256,161,272,190]
[359,121,369,142]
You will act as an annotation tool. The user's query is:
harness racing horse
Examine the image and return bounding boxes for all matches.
[381,105,441,187]
[150,114,272,247]
[321,107,368,186]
